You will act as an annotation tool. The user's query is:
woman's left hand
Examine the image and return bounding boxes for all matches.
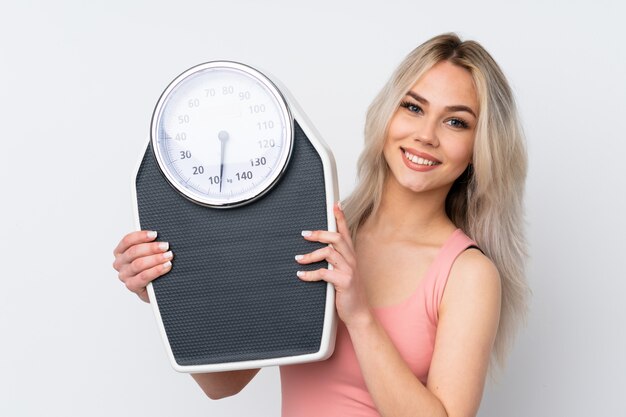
[295,202,373,328]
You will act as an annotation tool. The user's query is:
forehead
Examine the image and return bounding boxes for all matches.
[409,61,478,111]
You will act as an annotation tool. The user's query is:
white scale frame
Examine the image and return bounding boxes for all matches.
[131,62,339,373]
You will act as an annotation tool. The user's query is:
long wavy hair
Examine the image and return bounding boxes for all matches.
[342,33,529,370]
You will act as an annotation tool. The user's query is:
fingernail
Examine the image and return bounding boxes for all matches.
[159,242,169,251]
[337,201,343,211]
[296,271,305,278]
[162,261,172,269]
[295,255,304,261]
[163,251,173,260]
[147,231,158,239]
[301,230,312,237]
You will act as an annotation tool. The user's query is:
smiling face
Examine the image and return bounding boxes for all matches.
[383,60,479,196]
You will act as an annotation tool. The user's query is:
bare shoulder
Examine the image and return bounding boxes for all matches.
[440,248,501,318]
[427,248,501,416]
[442,248,501,301]
[453,247,499,279]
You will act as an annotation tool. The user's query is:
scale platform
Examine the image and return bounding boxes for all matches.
[133,64,338,372]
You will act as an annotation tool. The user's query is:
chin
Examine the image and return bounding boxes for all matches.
[397,176,431,194]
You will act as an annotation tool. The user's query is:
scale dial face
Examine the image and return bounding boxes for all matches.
[151,61,293,208]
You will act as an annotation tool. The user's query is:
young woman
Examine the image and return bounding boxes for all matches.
[113,33,528,417]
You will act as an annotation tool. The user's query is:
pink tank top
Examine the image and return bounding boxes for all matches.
[279,228,477,417]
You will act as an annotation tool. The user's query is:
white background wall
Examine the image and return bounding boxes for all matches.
[1,1,625,416]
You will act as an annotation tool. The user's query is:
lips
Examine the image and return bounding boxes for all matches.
[400,147,441,167]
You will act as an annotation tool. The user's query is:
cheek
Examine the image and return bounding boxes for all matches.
[386,112,415,141]
[444,132,475,165]
[450,143,474,165]
[382,137,394,166]
[383,113,404,161]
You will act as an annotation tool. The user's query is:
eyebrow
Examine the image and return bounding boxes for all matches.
[406,91,477,119]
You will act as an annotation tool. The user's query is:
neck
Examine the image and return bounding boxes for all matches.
[361,175,455,242]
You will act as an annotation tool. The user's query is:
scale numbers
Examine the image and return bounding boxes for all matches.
[151,62,293,207]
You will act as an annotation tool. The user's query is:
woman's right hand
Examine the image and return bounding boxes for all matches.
[112,230,173,302]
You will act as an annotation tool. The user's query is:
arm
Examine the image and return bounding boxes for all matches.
[112,231,261,400]
[296,204,501,417]
[348,249,501,417]
[191,369,261,400]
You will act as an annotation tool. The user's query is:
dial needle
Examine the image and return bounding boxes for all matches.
[218,130,229,193]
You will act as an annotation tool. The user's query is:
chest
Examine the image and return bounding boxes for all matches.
[355,239,439,308]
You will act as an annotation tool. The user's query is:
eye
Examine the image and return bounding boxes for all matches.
[446,118,470,129]
[400,101,422,114]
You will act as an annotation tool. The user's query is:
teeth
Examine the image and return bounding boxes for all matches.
[404,150,438,166]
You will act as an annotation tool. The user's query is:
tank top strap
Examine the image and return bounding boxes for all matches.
[424,229,479,325]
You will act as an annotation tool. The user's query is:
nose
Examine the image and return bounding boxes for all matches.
[413,118,439,147]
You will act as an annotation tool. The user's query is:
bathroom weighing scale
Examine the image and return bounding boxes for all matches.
[132,61,338,373]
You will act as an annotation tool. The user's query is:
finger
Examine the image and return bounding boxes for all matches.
[113,240,169,272]
[114,230,158,257]
[123,240,170,264]
[301,229,351,257]
[119,250,174,281]
[136,288,150,303]
[296,268,348,287]
[124,261,172,294]
[333,201,354,250]
[295,246,349,271]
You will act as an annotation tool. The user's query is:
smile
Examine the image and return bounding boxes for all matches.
[403,149,441,166]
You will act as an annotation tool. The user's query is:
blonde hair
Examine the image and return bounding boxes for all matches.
[342,33,529,370]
